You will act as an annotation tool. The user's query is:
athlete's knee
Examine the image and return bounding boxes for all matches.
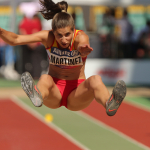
[88,75,103,90]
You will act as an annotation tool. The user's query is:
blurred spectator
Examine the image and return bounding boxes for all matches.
[136,20,150,58]
[18,14,48,79]
[98,7,116,58]
[115,9,134,58]
[0,38,20,80]
[31,14,49,77]
[32,14,42,32]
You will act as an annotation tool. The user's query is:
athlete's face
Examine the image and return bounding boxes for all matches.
[53,26,74,49]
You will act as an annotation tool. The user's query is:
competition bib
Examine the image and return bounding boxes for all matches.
[46,47,83,69]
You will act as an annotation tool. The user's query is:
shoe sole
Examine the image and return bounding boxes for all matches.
[21,72,43,107]
[106,80,126,116]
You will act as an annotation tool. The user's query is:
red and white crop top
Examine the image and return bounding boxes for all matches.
[46,29,87,69]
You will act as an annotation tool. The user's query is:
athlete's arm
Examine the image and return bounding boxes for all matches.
[0,27,51,47]
[75,31,93,57]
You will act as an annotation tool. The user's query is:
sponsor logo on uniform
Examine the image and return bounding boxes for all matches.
[47,47,83,67]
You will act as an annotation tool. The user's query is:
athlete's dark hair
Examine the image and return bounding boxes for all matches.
[39,0,74,31]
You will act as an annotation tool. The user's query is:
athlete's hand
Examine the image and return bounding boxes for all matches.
[78,44,93,57]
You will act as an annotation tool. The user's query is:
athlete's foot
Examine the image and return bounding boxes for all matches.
[21,72,43,107]
[106,80,126,116]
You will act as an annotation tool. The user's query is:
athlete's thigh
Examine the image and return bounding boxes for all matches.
[44,83,62,108]
[67,79,94,111]
[38,75,62,109]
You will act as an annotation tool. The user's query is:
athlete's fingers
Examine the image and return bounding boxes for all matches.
[80,45,93,51]
[79,49,92,57]
[83,48,93,52]
[80,48,93,55]
[87,47,93,51]
[79,44,91,49]
[78,45,93,57]
[83,45,93,51]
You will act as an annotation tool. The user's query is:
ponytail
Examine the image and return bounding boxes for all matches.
[39,0,74,31]
[39,0,68,20]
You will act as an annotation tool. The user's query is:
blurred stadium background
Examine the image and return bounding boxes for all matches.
[0,0,150,150]
[0,0,150,84]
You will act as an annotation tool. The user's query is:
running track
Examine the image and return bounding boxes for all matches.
[83,100,150,148]
[0,99,82,150]
[0,98,150,149]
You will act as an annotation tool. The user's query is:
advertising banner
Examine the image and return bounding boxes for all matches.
[85,59,150,85]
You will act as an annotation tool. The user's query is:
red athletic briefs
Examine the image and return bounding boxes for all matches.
[52,77,85,108]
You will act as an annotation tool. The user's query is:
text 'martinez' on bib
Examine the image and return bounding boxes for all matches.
[46,47,83,69]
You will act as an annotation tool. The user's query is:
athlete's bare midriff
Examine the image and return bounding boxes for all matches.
[48,63,86,80]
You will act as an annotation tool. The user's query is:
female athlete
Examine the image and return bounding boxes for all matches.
[0,0,126,116]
